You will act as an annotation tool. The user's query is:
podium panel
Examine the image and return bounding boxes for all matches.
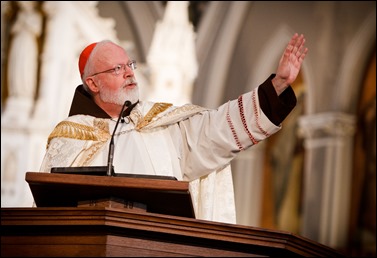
[1,207,346,257]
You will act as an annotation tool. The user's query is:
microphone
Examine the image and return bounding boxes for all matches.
[106,100,131,176]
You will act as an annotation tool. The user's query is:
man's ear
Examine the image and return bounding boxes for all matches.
[85,77,100,93]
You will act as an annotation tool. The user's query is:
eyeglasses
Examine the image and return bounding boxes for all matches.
[90,60,137,77]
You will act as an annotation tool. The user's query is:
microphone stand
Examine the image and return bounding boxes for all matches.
[106,100,131,176]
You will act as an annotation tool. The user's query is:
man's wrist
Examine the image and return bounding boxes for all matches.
[271,76,287,96]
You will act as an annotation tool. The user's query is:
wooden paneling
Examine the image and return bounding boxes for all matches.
[1,207,346,257]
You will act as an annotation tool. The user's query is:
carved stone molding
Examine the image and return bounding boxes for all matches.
[297,112,356,139]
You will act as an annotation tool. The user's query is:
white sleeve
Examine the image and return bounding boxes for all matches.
[177,87,281,180]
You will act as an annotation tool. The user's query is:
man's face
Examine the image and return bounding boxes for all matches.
[90,43,139,105]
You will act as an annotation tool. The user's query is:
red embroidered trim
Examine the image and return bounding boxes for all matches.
[252,90,269,137]
[238,95,258,145]
[226,101,244,151]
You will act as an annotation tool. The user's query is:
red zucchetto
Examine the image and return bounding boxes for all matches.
[78,42,97,77]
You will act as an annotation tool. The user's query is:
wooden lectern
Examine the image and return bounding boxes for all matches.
[25,171,195,218]
[0,172,346,257]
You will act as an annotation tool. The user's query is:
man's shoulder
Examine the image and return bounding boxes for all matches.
[136,101,208,130]
[139,101,204,114]
[64,114,102,125]
[139,101,174,112]
[47,115,110,147]
[55,115,110,134]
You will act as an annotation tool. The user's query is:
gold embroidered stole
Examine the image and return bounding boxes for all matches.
[46,119,110,149]
[136,103,172,130]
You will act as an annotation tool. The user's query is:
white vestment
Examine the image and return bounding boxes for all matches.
[40,87,281,224]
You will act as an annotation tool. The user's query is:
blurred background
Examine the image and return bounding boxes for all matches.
[1,1,375,257]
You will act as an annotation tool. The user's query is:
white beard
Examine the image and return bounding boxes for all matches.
[99,82,139,105]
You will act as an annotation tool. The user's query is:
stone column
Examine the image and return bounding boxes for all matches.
[298,112,356,248]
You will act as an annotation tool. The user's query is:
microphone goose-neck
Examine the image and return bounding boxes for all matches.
[106,100,132,176]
